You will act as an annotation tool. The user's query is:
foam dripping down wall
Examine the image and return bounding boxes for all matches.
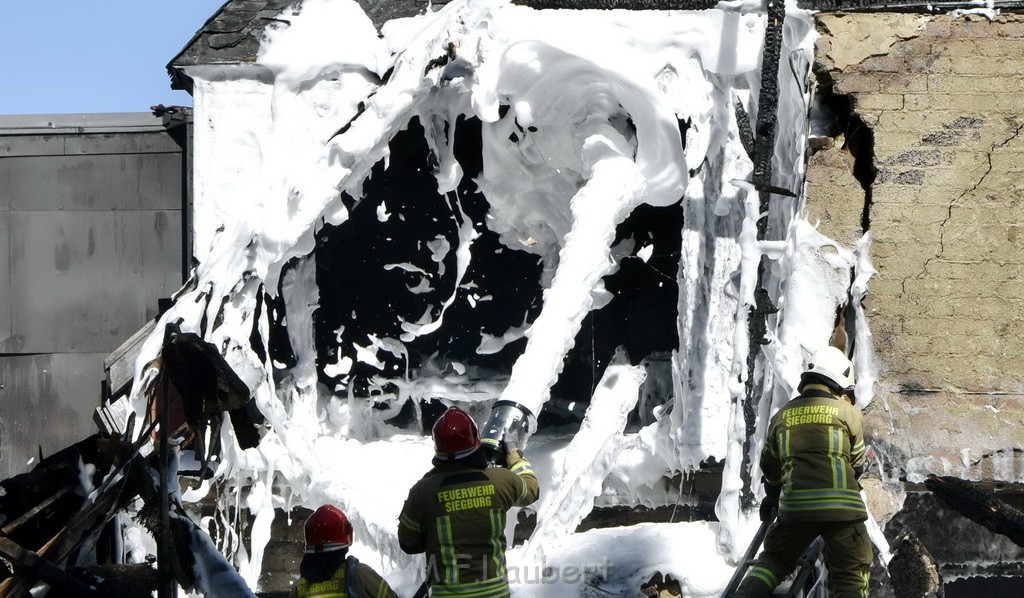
[129,0,877,592]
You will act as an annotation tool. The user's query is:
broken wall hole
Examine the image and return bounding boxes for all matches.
[810,66,876,233]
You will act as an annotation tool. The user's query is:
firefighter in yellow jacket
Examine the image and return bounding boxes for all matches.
[398,406,540,598]
[292,505,397,598]
[733,346,872,598]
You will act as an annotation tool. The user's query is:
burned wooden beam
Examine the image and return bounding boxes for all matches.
[1,448,92,551]
[161,322,252,425]
[887,529,942,598]
[741,0,787,510]
[925,474,1024,547]
[0,432,155,596]
[104,317,158,402]
[161,321,261,450]
[38,473,140,572]
[751,0,786,194]
[734,98,755,162]
[0,426,238,595]
[0,487,73,538]
[0,537,99,597]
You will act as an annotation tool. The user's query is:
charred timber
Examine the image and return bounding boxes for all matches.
[0,538,100,597]
[0,435,136,552]
[161,322,260,452]
[0,435,150,596]
[887,529,942,598]
[752,0,785,192]
[734,100,755,164]
[741,0,786,511]
[925,474,1024,548]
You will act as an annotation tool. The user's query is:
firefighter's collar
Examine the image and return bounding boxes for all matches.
[802,383,840,399]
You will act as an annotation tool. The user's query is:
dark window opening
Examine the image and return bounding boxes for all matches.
[312,116,544,399]
[294,115,683,433]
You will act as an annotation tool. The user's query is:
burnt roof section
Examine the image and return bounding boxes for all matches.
[521,0,1024,8]
[517,0,717,6]
[168,0,728,91]
[167,0,427,92]
[169,0,1024,92]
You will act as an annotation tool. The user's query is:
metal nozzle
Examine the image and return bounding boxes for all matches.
[480,400,536,462]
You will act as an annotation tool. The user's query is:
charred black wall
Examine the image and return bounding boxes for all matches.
[311,117,544,393]
[300,116,682,423]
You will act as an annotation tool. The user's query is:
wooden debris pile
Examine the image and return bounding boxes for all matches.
[0,434,158,597]
[0,322,261,597]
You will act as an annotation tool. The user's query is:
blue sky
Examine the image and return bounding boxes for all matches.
[0,1,227,115]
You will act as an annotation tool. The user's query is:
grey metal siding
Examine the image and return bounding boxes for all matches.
[0,210,11,347]
[0,152,182,211]
[6,209,182,353]
[0,113,186,479]
[0,353,108,480]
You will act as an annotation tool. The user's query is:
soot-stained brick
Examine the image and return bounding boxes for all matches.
[882,149,943,168]
[945,116,986,129]
[877,168,926,185]
[921,129,967,146]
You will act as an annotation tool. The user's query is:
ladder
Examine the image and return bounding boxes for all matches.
[720,514,827,597]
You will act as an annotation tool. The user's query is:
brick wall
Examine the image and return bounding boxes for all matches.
[811,14,1024,476]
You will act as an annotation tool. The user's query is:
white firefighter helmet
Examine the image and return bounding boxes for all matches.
[805,346,855,392]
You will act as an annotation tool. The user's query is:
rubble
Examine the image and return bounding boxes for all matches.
[0,435,150,596]
[0,327,256,596]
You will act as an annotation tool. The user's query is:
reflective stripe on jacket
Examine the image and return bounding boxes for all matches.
[398,450,540,595]
[294,564,348,598]
[293,556,397,598]
[761,384,867,522]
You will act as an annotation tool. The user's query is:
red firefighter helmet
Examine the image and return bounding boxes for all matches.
[433,406,481,460]
[304,505,353,554]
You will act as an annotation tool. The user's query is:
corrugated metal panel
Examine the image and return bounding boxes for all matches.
[0,152,182,211]
[0,353,107,480]
[5,209,182,354]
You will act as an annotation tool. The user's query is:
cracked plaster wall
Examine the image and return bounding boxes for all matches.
[811,14,1024,480]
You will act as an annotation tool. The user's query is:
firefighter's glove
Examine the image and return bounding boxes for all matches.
[760,481,781,522]
[502,437,520,455]
[505,447,525,470]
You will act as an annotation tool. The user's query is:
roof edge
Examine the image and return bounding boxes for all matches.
[0,112,169,133]
[166,0,244,94]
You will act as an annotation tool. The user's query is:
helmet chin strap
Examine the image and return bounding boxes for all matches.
[305,542,349,554]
